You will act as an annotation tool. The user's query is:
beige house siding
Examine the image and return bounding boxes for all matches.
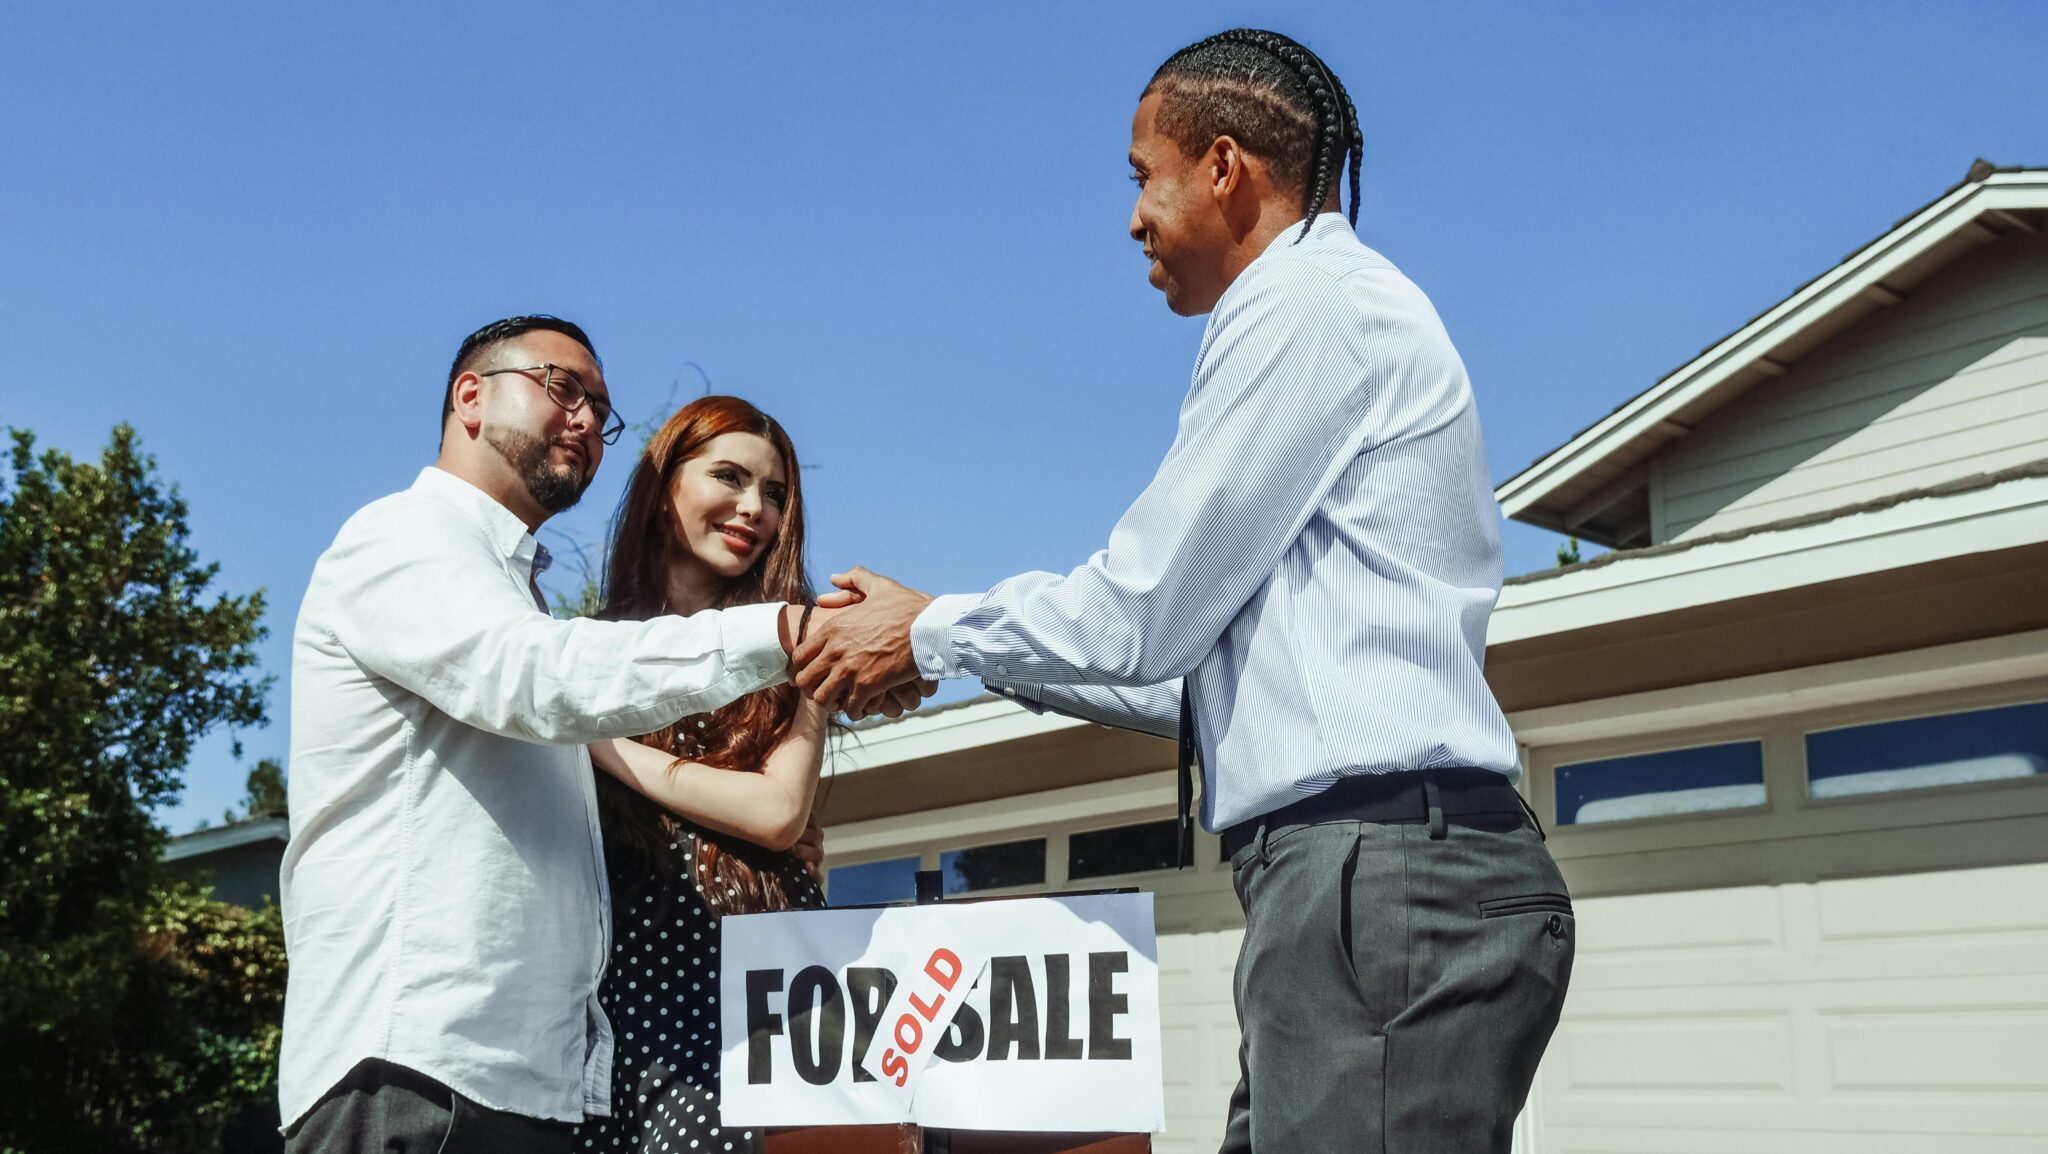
[1654,231,2048,541]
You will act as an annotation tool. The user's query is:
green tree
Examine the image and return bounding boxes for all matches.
[0,425,273,1153]
[546,535,606,620]
[230,757,288,822]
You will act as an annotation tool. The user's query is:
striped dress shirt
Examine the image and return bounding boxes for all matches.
[911,213,1518,831]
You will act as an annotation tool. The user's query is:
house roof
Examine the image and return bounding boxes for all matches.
[1487,464,2048,649]
[162,812,290,862]
[1506,457,2048,588]
[1496,162,2048,547]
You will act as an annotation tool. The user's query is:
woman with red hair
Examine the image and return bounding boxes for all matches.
[571,395,829,1154]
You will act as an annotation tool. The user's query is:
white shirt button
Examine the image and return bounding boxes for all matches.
[994,664,1010,677]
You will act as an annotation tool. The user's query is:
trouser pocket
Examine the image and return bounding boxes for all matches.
[1477,892,1574,918]
[1379,828,1574,1152]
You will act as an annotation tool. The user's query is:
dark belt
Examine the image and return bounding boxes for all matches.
[1219,767,1530,860]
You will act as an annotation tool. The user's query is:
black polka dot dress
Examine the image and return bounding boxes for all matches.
[574,818,824,1153]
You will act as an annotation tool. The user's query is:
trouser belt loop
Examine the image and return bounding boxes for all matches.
[1255,819,1271,866]
[1423,771,1447,840]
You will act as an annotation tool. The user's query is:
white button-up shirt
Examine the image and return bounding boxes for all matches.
[279,467,788,1127]
[914,214,1518,830]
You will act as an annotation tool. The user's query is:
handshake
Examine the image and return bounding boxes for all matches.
[779,566,940,721]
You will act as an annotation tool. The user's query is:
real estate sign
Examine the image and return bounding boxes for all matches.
[719,893,1162,1132]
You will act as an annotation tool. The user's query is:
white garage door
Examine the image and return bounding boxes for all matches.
[1527,861,2048,1153]
[1520,678,2048,1152]
[1156,924,1243,1154]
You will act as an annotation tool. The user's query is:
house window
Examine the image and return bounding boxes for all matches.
[826,854,920,906]
[1806,700,2048,799]
[1555,740,1766,825]
[940,838,1046,895]
[1069,818,1180,880]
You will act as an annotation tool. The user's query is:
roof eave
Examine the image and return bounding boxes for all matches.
[163,814,291,861]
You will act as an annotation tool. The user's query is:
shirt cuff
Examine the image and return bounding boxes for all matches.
[720,601,791,688]
[986,680,1048,714]
[912,593,986,680]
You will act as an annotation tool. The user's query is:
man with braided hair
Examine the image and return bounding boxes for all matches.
[796,28,1571,1152]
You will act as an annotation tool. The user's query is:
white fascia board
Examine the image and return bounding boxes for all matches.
[1496,173,2048,518]
[1509,627,2048,748]
[162,815,291,861]
[1490,473,2048,646]
[826,695,1087,778]
[827,769,1177,858]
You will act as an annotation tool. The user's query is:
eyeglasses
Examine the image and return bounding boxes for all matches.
[479,363,627,445]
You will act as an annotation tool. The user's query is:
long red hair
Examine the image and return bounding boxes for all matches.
[596,395,814,913]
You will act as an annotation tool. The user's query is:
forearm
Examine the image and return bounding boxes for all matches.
[352,599,790,745]
[592,711,824,850]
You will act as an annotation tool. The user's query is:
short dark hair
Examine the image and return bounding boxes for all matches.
[1144,29,1362,244]
[441,315,601,434]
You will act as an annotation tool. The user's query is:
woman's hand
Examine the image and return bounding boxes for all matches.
[791,816,826,883]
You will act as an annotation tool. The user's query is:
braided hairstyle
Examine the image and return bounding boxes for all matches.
[1144,29,1362,243]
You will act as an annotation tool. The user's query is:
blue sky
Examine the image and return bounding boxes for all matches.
[4,3,2045,832]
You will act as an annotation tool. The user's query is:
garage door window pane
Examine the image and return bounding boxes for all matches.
[941,838,1045,894]
[827,855,920,906]
[1807,701,2048,799]
[1555,741,1765,825]
[1070,819,1180,880]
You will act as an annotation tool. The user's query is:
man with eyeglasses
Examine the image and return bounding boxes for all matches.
[276,316,905,1153]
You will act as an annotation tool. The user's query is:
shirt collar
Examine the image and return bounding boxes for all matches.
[1199,212,1359,347]
[1255,210,1355,260]
[410,466,542,564]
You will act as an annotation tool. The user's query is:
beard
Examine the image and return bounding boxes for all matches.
[484,425,590,514]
